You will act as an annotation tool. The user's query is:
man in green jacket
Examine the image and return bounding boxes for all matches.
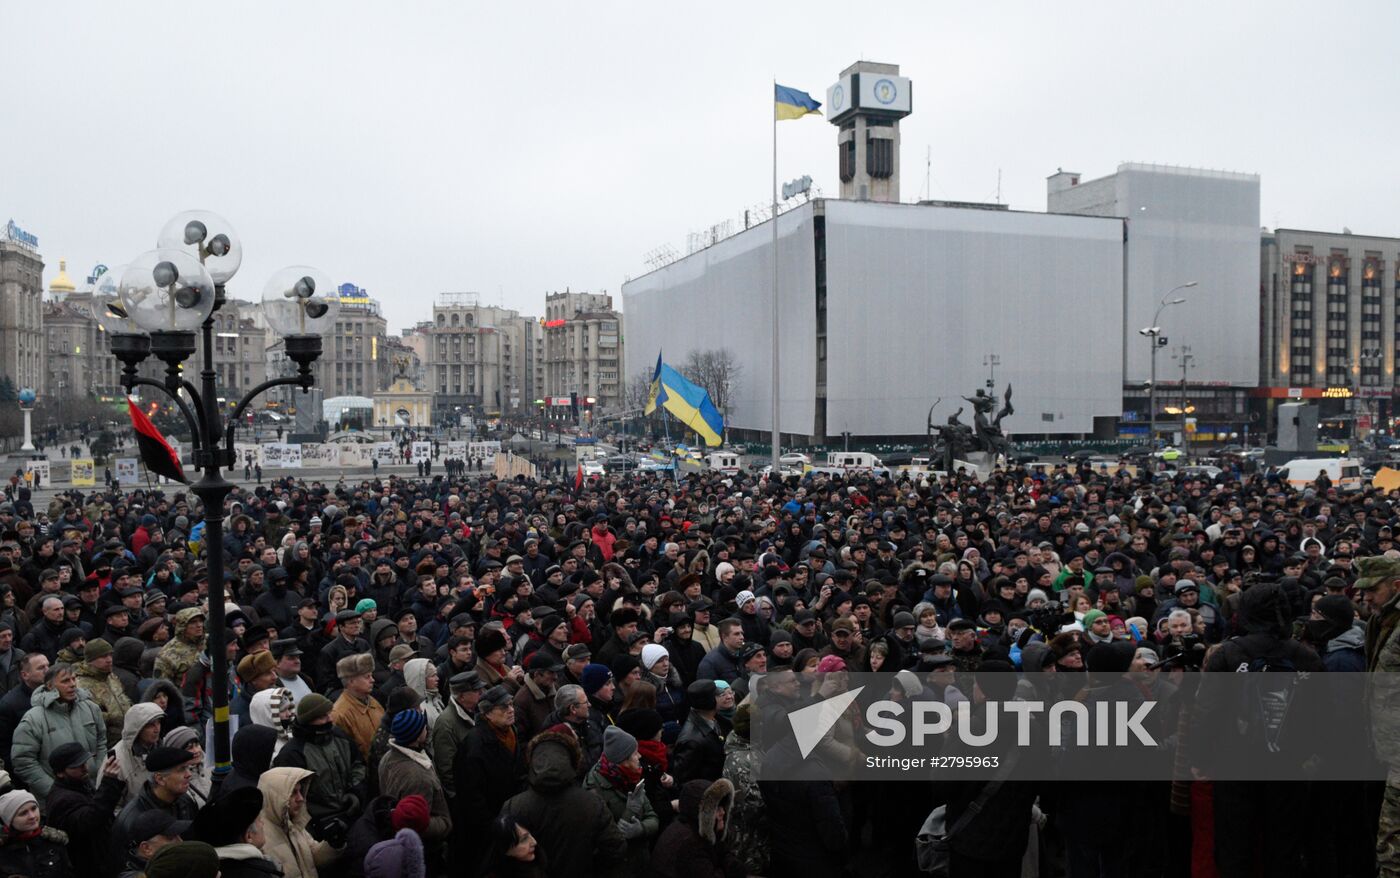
[10,663,107,797]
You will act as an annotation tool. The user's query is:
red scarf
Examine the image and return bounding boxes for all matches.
[637,738,669,772]
[598,755,643,790]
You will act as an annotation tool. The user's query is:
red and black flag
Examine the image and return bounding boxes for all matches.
[574,462,584,493]
[127,397,188,483]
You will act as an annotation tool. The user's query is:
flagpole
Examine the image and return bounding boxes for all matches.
[770,80,781,475]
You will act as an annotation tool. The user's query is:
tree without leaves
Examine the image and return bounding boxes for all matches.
[681,349,741,416]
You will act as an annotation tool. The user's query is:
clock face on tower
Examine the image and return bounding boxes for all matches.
[831,85,845,113]
[873,78,898,105]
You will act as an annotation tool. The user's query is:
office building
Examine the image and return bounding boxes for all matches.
[543,289,624,413]
[0,221,45,394]
[1259,227,1400,432]
[425,293,539,417]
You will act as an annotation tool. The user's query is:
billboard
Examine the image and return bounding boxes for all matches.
[115,459,139,485]
[70,459,95,486]
[410,441,432,463]
[821,200,1124,436]
[623,203,818,436]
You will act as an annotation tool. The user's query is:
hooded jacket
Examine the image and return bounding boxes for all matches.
[272,720,367,826]
[650,778,741,878]
[258,766,339,878]
[249,688,293,757]
[10,685,108,798]
[221,724,280,800]
[502,731,626,878]
[112,702,166,806]
[403,658,444,726]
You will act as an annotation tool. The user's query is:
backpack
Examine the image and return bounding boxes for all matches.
[1233,653,1305,753]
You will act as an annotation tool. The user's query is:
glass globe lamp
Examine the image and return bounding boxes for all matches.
[90,264,141,334]
[157,210,243,285]
[261,266,340,337]
[17,388,36,407]
[119,249,217,333]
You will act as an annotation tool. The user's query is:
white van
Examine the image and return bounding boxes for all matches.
[707,452,742,475]
[1277,457,1364,491]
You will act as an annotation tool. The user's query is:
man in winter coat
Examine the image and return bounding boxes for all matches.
[695,620,745,685]
[0,652,48,764]
[452,685,526,872]
[153,608,206,686]
[73,639,132,746]
[502,727,627,878]
[111,747,201,858]
[378,708,451,861]
[43,742,126,878]
[316,611,369,696]
[672,681,725,785]
[650,778,743,878]
[330,653,384,758]
[273,693,367,843]
[432,670,486,800]
[186,786,284,878]
[11,664,108,798]
[512,653,559,743]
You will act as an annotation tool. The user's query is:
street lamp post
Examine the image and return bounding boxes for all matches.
[1140,282,1197,446]
[96,211,336,779]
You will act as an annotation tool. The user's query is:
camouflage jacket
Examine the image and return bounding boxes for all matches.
[721,731,767,875]
[74,661,132,744]
[154,635,205,685]
[1368,592,1400,765]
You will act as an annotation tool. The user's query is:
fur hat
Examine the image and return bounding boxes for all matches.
[337,652,374,680]
[474,627,508,659]
[1048,632,1081,662]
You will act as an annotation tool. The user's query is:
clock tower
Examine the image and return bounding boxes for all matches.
[827,62,912,203]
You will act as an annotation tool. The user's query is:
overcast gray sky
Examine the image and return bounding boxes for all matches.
[4,1,1398,332]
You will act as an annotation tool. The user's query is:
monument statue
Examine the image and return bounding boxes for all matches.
[928,402,974,472]
[962,385,1014,460]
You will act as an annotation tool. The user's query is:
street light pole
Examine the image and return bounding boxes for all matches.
[102,212,333,780]
[1142,282,1197,446]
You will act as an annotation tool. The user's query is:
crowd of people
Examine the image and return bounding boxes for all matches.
[0,450,1394,878]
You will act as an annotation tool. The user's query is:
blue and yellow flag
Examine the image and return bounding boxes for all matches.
[775,84,822,121]
[645,352,725,446]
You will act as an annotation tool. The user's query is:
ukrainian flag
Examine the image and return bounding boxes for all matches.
[775,84,822,120]
[645,352,726,447]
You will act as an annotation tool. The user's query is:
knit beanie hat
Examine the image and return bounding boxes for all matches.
[162,726,199,751]
[356,599,378,614]
[639,643,668,671]
[84,639,113,661]
[0,790,36,826]
[145,841,221,878]
[1081,609,1107,630]
[580,663,612,696]
[602,726,638,763]
[365,828,425,878]
[390,794,431,834]
[390,709,428,746]
[296,693,334,724]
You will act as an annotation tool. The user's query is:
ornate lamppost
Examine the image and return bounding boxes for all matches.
[93,211,339,776]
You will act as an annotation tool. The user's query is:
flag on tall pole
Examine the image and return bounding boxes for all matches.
[772,83,823,473]
[127,397,187,483]
[645,353,725,447]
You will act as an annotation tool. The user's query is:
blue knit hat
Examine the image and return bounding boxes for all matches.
[390,709,428,746]
[580,663,613,697]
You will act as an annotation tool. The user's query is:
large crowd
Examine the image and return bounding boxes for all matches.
[0,452,1395,878]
